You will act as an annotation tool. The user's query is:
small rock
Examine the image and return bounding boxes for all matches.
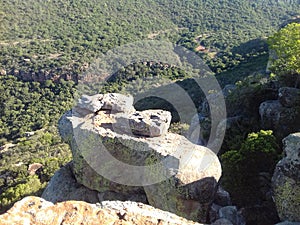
[28,163,43,176]
[219,206,245,225]
[115,110,172,137]
[0,69,6,76]
[101,93,135,113]
[212,218,233,225]
[77,94,104,112]
[214,185,232,207]
[209,203,222,223]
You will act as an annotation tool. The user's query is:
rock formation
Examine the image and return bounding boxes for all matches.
[260,87,300,139]
[272,132,300,222]
[57,93,222,222]
[41,162,99,204]
[0,196,205,225]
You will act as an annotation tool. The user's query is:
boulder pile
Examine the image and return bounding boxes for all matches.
[57,93,222,222]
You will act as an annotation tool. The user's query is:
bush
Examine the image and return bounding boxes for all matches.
[221,130,280,206]
[0,176,45,213]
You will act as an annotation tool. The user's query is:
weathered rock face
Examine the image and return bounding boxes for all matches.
[58,93,222,222]
[77,94,104,113]
[42,162,99,204]
[259,87,300,139]
[218,206,245,225]
[114,110,171,137]
[259,100,300,139]
[0,196,205,225]
[272,133,300,222]
[42,160,148,204]
[101,93,135,113]
[278,87,300,108]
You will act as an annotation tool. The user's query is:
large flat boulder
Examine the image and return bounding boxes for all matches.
[58,93,222,222]
[0,196,205,225]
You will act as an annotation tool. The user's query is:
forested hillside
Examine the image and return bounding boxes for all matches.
[0,0,299,81]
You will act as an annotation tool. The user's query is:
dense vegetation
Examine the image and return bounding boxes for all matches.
[221,130,280,206]
[0,0,299,82]
[0,76,75,143]
[0,76,74,212]
[0,126,72,213]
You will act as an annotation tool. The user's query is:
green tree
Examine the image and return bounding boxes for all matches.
[221,130,280,206]
[268,23,300,87]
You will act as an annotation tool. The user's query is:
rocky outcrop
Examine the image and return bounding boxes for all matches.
[272,133,300,222]
[42,162,148,204]
[278,87,300,108]
[42,162,99,204]
[0,196,205,225]
[188,85,232,147]
[259,87,300,139]
[218,206,245,225]
[58,93,222,222]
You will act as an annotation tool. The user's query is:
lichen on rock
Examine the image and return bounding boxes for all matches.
[57,93,222,222]
[272,132,300,222]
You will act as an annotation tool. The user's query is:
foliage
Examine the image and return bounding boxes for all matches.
[0,75,75,143]
[0,0,299,81]
[268,23,300,87]
[0,127,72,213]
[221,130,280,206]
[0,175,44,212]
[169,122,190,137]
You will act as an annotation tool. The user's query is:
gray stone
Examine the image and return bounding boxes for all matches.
[42,162,99,203]
[101,93,135,113]
[77,94,104,112]
[272,133,300,222]
[58,93,222,223]
[279,87,300,108]
[259,100,300,139]
[209,203,222,223]
[0,196,205,225]
[214,186,232,207]
[218,206,245,225]
[212,218,233,225]
[115,110,171,137]
[283,133,300,162]
[275,222,300,225]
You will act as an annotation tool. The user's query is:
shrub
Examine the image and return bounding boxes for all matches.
[221,130,280,206]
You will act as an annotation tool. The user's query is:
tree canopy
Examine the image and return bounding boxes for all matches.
[268,23,300,87]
